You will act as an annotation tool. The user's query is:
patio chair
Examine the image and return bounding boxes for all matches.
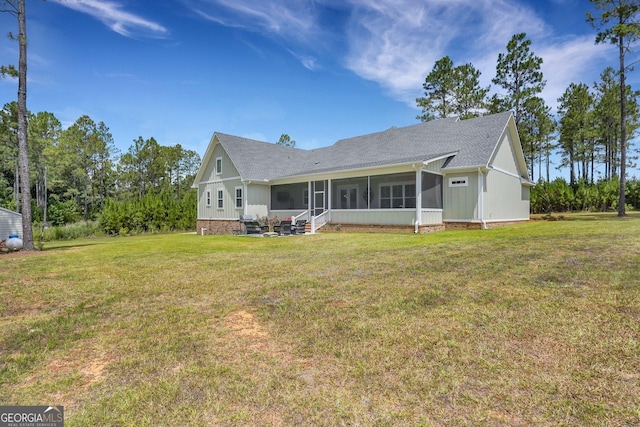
[243,220,263,235]
[277,220,292,236]
[292,219,307,235]
[237,215,258,234]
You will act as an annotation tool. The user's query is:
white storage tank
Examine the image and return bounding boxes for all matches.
[6,233,23,251]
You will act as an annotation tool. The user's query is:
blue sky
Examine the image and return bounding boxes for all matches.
[0,0,628,179]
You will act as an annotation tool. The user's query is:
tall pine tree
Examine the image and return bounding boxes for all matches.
[588,0,640,216]
[490,33,546,127]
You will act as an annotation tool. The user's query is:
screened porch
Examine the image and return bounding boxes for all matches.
[268,171,444,229]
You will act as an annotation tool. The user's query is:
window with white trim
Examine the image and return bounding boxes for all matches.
[379,182,416,208]
[215,157,222,175]
[449,177,468,187]
[205,190,211,206]
[217,189,224,209]
[235,186,243,209]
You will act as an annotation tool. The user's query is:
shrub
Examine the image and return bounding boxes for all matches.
[99,189,196,235]
[35,221,103,242]
[531,177,627,214]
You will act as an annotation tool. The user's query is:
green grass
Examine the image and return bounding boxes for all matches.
[1,214,639,426]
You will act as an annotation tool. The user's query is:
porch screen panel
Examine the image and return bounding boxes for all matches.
[372,172,416,209]
[271,183,309,210]
[405,184,416,208]
[332,177,368,209]
[422,172,443,209]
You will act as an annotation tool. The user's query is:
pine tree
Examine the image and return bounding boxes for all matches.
[588,0,640,216]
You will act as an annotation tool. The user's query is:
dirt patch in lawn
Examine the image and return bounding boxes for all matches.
[21,340,114,409]
[224,310,313,368]
[224,310,270,340]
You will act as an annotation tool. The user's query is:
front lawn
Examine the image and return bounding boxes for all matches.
[1,214,639,425]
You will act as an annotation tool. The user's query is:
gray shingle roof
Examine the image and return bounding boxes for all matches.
[215,111,513,181]
[216,134,308,181]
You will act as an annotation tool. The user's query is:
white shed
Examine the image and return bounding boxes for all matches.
[0,207,23,240]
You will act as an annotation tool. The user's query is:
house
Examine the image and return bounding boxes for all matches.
[192,111,534,235]
[0,207,22,240]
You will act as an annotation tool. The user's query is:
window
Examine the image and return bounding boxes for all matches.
[380,183,416,208]
[217,189,224,209]
[235,186,243,209]
[215,157,222,175]
[205,190,211,206]
[449,177,468,187]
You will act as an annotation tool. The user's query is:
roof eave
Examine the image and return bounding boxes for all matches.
[272,155,456,182]
[423,152,458,166]
[192,132,220,186]
[521,178,536,187]
[442,164,490,173]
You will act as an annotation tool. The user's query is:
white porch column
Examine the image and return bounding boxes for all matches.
[415,166,422,231]
[308,180,313,222]
[477,168,485,228]
[243,182,248,216]
[327,179,332,210]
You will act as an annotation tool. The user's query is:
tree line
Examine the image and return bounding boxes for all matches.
[417,33,637,186]
[417,0,640,216]
[0,103,200,233]
[531,177,640,213]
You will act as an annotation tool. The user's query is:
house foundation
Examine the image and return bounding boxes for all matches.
[197,219,526,235]
[323,223,446,233]
[444,220,527,231]
[444,222,483,231]
[197,219,240,235]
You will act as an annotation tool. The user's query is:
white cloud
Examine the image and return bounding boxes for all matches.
[288,49,320,71]
[53,0,168,38]
[188,0,318,43]
[536,36,613,112]
[182,0,616,112]
[186,0,328,71]
[343,0,549,104]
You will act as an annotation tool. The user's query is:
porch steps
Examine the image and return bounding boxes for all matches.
[305,222,313,233]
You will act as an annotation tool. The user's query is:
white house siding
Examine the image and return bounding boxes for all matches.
[246,184,269,219]
[423,158,448,174]
[331,209,417,225]
[198,177,243,219]
[0,207,22,239]
[421,209,443,225]
[482,125,530,222]
[483,170,530,221]
[197,142,245,220]
[491,132,521,176]
[443,172,479,221]
[197,142,240,191]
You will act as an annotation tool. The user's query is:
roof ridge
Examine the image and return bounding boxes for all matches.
[204,111,514,181]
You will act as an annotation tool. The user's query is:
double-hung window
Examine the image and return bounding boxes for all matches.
[217,189,224,209]
[380,183,416,208]
[205,190,211,206]
[235,186,243,209]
